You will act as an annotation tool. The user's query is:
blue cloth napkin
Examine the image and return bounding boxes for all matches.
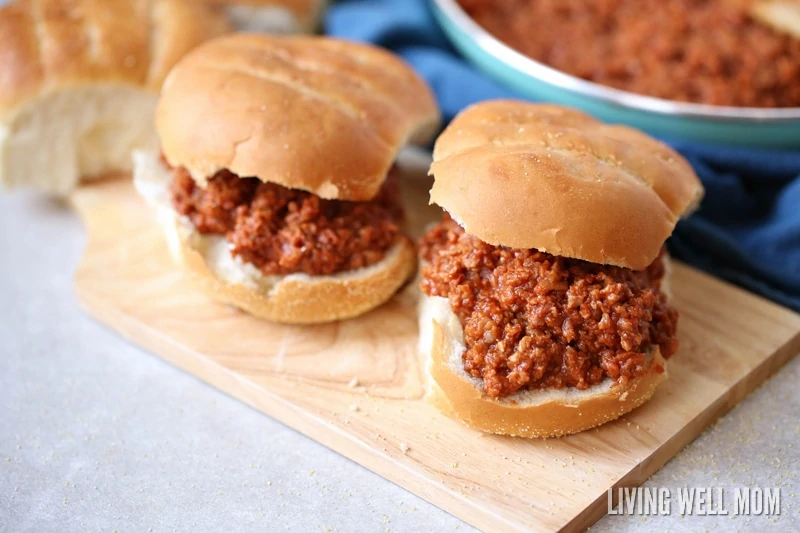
[326,0,800,312]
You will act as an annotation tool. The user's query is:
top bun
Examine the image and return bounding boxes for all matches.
[429,100,704,270]
[157,34,441,201]
[0,0,230,113]
[196,0,327,33]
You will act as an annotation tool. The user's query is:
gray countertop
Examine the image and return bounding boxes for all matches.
[1,189,798,533]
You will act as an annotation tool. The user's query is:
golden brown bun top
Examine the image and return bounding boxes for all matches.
[429,100,704,270]
[157,33,441,200]
[0,0,230,114]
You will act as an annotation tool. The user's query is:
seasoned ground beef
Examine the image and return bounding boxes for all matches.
[169,164,403,276]
[420,215,678,398]
[458,0,800,107]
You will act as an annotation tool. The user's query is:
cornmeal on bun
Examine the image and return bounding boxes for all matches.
[419,101,703,438]
[135,34,440,324]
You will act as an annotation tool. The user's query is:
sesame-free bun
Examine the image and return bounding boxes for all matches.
[197,0,327,33]
[157,33,441,200]
[419,294,667,438]
[133,150,416,324]
[0,0,229,194]
[429,101,704,270]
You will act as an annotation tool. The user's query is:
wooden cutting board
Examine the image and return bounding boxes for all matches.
[71,160,800,533]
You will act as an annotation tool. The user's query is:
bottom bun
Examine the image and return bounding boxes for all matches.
[419,294,667,438]
[133,150,415,324]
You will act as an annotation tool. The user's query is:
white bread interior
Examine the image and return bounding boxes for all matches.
[419,294,668,438]
[727,0,800,38]
[133,150,415,324]
[224,4,299,32]
[224,2,326,33]
[0,86,158,194]
[199,0,326,33]
[0,0,230,195]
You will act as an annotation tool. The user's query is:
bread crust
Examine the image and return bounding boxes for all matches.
[157,34,440,200]
[420,295,667,438]
[0,0,230,114]
[429,100,704,270]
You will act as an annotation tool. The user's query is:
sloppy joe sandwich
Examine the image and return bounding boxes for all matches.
[419,101,704,438]
[134,34,440,324]
[0,0,229,194]
[198,0,327,33]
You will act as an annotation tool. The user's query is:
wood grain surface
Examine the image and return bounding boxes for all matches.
[71,160,800,533]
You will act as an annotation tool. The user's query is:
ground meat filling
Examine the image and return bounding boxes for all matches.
[420,216,678,399]
[458,0,800,107]
[169,163,404,277]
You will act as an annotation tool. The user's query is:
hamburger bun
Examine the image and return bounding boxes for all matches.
[198,0,327,33]
[0,0,230,194]
[133,151,416,324]
[157,33,440,200]
[419,293,667,438]
[429,100,704,270]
